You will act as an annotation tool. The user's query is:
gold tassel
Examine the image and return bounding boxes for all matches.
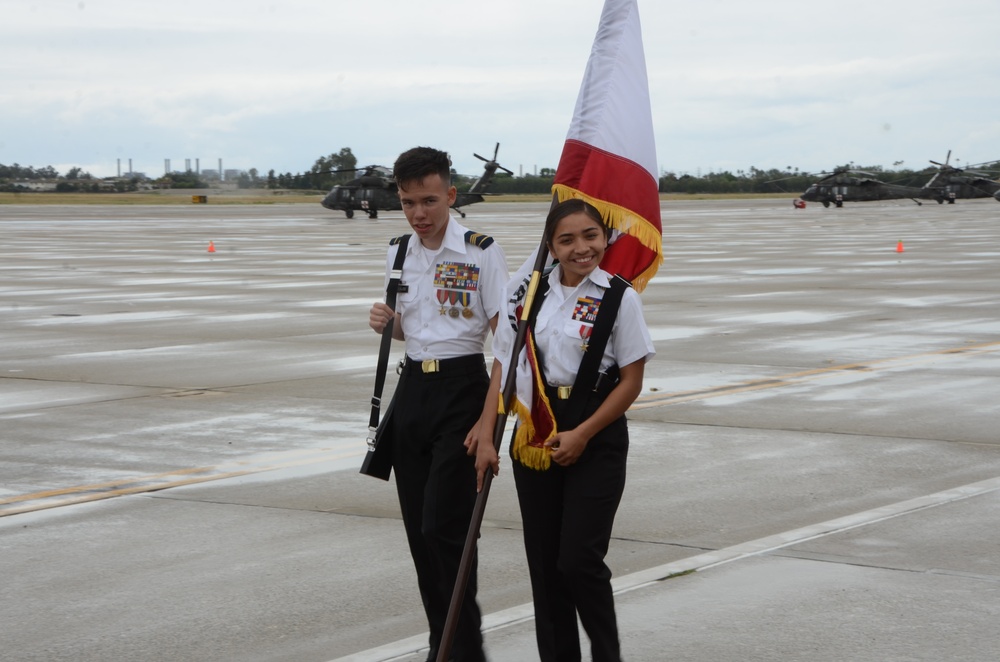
[552,184,663,292]
[509,401,552,471]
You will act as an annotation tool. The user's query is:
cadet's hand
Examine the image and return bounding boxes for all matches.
[463,423,479,457]
[545,429,588,466]
[475,441,500,493]
[369,302,394,334]
[464,419,500,492]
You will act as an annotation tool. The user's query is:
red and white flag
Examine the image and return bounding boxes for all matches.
[506,0,662,470]
[553,0,662,292]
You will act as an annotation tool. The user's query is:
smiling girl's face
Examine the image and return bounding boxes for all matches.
[547,211,608,287]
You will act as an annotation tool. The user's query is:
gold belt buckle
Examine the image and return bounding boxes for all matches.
[421,359,440,373]
[557,385,572,400]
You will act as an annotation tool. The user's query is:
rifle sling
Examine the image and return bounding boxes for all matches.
[368,234,410,430]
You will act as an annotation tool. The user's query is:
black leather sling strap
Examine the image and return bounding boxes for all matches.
[563,274,630,428]
[367,234,410,437]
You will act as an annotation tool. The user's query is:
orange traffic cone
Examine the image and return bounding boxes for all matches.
[208,241,216,253]
[895,240,904,253]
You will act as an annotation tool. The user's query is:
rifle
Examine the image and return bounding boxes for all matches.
[436,195,556,661]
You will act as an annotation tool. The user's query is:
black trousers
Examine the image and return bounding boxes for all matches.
[392,355,489,662]
[512,401,628,662]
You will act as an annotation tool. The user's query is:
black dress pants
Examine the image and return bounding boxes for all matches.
[512,409,628,662]
[392,355,489,662]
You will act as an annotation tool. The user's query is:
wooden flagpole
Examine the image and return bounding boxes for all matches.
[436,193,557,661]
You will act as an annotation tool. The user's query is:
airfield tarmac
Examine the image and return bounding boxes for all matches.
[1,198,999,661]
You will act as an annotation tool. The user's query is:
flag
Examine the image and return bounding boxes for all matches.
[509,0,662,470]
[553,0,662,293]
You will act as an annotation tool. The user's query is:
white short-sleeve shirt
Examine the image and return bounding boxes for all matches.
[493,264,654,387]
[386,216,509,360]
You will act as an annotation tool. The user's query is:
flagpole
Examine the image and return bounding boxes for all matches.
[436,193,557,662]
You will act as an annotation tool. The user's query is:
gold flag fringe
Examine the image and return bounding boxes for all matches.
[506,336,558,471]
[509,400,552,471]
[552,183,664,292]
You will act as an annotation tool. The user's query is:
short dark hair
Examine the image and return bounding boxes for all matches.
[393,147,452,189]
[543,198,610,246]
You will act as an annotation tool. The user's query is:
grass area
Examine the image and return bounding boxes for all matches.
[0,190,326,205]
[0,190,794,205]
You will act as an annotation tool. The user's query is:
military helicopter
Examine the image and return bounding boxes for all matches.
[320,144,512,219]
[799,167,924,207]
[920,151,1000,204]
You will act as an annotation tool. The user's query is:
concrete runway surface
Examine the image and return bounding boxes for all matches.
[1,198,999,661]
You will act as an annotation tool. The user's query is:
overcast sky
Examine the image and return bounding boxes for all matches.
[3,0,999,180]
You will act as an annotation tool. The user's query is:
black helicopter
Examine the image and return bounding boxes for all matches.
[320,144,512,219]
[799,168,924,207]
[920,151,1000,204]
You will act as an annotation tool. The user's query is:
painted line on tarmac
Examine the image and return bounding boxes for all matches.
[630,339,1000,410]
[616,473,1000,588]
[327,473,1000,662]
[0,446,362,517]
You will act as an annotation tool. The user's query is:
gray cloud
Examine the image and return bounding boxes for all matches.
[3,0,999,178]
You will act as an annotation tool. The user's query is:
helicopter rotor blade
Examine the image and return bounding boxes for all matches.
[762,174,804,184]
[960,159,1000,171]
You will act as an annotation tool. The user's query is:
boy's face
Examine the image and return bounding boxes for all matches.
[397,173,457,250]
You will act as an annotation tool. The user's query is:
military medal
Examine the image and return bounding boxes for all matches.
[435,261,482,321]
[458,291,474,319]
[574,296,600,351]
[579,325,593,352]
[437,290,457,318]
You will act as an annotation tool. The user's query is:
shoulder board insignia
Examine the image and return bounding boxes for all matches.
[389,234,411,246]
[463,230,494,249]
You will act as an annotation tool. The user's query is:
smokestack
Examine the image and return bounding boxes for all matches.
[185,158,191,172]
[129,159,133,175]
[117,158,121,177]
[195,158,200,174]
[219,158,223,181]
[165,159,170,175]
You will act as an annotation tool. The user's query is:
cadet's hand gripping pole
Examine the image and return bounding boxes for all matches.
[437,195,556,662]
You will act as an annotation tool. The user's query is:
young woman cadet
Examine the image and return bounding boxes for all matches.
[470,198,655,662]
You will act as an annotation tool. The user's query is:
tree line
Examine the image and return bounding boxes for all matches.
[4,152,997,196]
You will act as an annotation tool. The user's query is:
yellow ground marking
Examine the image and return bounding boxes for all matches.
[5,340,997,518]
[0,446,361,518]
[631,339,1000,410]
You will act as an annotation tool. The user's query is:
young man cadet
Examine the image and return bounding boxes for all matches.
[368,146,508,661]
